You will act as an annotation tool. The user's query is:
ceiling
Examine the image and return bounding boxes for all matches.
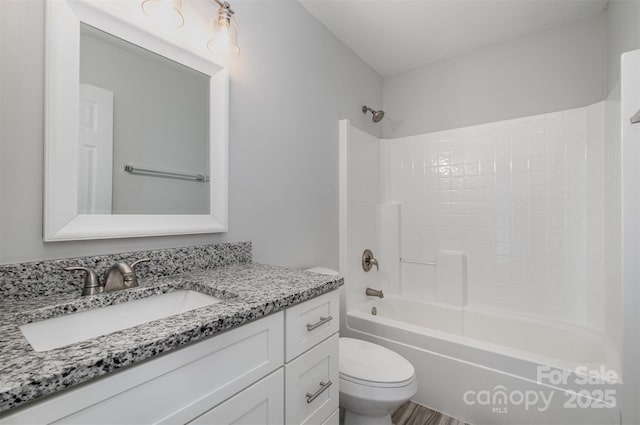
[299,0,608,77]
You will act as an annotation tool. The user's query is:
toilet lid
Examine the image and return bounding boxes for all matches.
[339,338,415,385]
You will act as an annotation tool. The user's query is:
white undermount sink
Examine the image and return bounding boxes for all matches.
[20,290,221,352]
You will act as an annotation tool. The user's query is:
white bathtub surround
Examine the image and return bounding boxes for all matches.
[339,102,622,424]
[342,101,617,332]
[436,250,467,307]
[378,103,611,330]
[376,204,401,297]
[338,122,381,318]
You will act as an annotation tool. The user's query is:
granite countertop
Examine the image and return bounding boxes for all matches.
[0,262,343,413]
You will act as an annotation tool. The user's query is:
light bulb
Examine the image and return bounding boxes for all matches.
[208,26,231,56]
[207,6,240,57]
[141,0,184,29]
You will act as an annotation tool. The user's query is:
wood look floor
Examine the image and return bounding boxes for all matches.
[392,401,469,425]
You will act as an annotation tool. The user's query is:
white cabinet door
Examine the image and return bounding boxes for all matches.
[285,334,339,425]
[190,368,284,425]
[320,409,339,425]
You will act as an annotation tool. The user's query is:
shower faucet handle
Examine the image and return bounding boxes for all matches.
[362,249,379,272]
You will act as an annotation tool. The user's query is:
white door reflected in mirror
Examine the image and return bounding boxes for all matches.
[79,83,113,215]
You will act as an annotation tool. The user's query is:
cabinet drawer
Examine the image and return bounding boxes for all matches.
[1,312,284,425]
[285,334,339,425]
[285,290,339,361]
[189,368,284,425]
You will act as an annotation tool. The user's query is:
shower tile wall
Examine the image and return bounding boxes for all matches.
[380,103,606,328]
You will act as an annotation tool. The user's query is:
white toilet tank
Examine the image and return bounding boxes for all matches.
[305,267,340,276]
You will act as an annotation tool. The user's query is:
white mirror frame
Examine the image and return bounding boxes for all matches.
[44,0,228,241]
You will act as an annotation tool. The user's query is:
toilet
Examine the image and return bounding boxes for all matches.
[339,337,417,425]
[305,268,418,425]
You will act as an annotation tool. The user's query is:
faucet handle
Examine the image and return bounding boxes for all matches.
[362,249,379,272]
[130,259,151,282]
[64,266,103,296]
[130,258,151,271]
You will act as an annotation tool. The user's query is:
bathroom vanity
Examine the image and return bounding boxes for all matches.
[0,244,342,424]
[0,1,344,421]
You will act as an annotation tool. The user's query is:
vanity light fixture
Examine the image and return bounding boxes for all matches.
[141,0,185,29]
[207,0,240,57]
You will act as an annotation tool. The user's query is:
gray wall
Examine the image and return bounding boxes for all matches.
[606,0,640,94]
[382,12,607,138]
[0,0,383,267]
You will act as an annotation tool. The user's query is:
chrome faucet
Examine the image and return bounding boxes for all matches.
[366,288,384,298]
[362,249,379,272]
[64,258,151,296]
[104,260,148,292]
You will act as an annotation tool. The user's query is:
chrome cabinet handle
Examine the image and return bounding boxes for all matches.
[306,380,333,404]
[631,108,640,124]
[306,316,333,331]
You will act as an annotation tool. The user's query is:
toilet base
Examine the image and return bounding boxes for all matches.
[343,410,392,425]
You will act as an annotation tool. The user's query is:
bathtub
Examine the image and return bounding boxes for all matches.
[345,295,621,425]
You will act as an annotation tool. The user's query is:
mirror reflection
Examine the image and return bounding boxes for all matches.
[79,24,210,215]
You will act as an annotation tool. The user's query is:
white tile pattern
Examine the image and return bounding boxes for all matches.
[381,103,606,326]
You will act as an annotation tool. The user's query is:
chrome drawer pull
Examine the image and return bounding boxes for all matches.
[306,316,333,331]
[306,380,333,404]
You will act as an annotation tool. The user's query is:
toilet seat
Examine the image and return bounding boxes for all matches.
[340,373,415,388]
[339,338,415,388]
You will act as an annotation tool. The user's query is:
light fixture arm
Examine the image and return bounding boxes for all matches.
[141,0,239,56]
[213,0,234,16]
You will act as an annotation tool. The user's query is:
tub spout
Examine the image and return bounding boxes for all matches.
[366,287,384,298]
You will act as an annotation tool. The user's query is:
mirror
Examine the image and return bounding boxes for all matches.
[79,24,210,215]
[44,0,229,240]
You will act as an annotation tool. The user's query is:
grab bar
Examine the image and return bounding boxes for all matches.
[400,257,437,266]
[124,165,209,182]
[631,108,640,124]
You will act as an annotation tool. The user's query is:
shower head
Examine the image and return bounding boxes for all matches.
[362,105,385,123]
